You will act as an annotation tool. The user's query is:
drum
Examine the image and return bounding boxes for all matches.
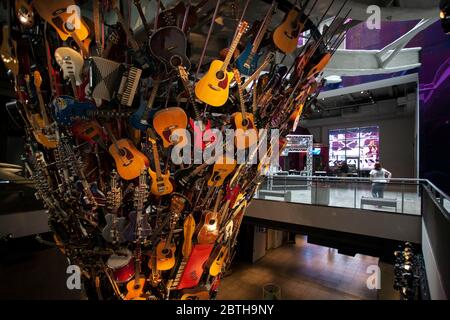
[107,249,135,284]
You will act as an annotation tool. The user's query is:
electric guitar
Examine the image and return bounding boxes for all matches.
[71,120,107,148]
[236,1,276,75]
[232,69,257,150]
[33,0,91,56]
[148,133,173,196]
[107,129,149,180]
[102,170,127,243]
[272,7,305,54]
[197,190,223,245]
[54,47,84,99]
[207,156,237,187]
[194,21,249,107]
[129,79,160,131]
[152,107,188,148]
[156,193,189,271]
[149,26,191,74]
[52,95,96,126]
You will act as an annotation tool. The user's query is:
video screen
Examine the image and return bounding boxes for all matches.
[329,126,379,170]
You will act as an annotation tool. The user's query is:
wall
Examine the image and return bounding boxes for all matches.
[302,105,416,178]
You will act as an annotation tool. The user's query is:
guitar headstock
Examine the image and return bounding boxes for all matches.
[178,65,189,82]
[237,21,249,36]
[233,69,242,85]
[33,71,42,89]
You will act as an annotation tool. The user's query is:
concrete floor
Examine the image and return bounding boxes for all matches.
[217,235,399,300]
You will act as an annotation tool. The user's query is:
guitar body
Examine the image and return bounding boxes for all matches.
[122,210,152,242]
[52,96,96,126]
[208,158,237,187]
[235,41,264,76]
[152,107,188,148]
[54,47,84,85]
[182,214,196,258]
[129,98,157,131]
[194,60,233,107]
[156,240,176,271]
[102,214,127,243]
[71,120,107,146]
[173,165,207,189]
[209,245,228,277]
[149,27,191,74]
[272,9,302,54]
[124,277,146,300]
[197,211,219,244]
[180,288,210,300]
[232,112,257,150]
[29,115,58,149]
[108,139,149,180]
[148,168,173,196]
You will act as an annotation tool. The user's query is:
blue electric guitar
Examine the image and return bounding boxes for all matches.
[129,79,160,131]
[52,96,96,126]
[235,1,276,75]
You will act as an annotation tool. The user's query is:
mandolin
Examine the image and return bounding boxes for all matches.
[152,107,188,148]
[149,26,191,75]
[272,7,305,54]
[107,130,149,181]
[194,21,249,107]
[232,69,257,150]
[197,190,223,245]
[33,0,91,56]
[130,79,160,131]
[182,214,196,258]
[236,1,276,75]
[156,194,189,271]
[148,133,173,196]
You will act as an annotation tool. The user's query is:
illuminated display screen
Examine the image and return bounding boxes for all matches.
[328,126,379,170]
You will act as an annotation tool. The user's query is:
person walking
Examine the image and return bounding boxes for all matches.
[370,162,392,198]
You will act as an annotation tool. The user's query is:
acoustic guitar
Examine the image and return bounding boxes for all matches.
[182,214,196,258]
[207,156,237,187]
[232,69,257,150]
[107,130,149,180]
[180,288,210,300]
[148,133,173,196]
[149,26,191,75]
[194,21,248,107]
[33,0,91,56]
[272,7,305,54]
[197,190,223,245]
[156,194,189,271]
[152,107,188,148]
[209,245,228,277]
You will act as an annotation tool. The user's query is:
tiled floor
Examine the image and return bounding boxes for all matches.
[217,235,395,300]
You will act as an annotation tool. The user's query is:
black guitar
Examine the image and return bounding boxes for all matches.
[149,26,191,75]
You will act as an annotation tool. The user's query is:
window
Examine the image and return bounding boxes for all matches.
[329,126,379,170]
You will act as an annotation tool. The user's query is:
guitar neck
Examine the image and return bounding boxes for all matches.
[114,8,139,50]
[242,53,274,89]
[93,0,102,55]
[251,2,275,54]
[36,88,50,126]
[236,81,247,120]
[134,0,152,36]
[178,69,201,121]
[221,26,246,72]
[151,140,163,179]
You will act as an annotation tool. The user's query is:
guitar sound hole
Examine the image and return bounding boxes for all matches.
[170,56,182,67]
[119,149,126,157]
[241,119,249,127]
[162,248,170,256]
[64,22,75,32]
[209,219,216,225]
[216,70,225,80]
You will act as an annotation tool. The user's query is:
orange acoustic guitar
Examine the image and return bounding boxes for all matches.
[182,214,196,258]
[232,69,257,150]
[272,7,305,54]
[147,132,173,196]
[197,190,223,244]
[33,0,91,56]
[107,128,149,180]
[209,245,228,277]
[194,21,248,107]
[207,156,237,187]
[152,107,188,148]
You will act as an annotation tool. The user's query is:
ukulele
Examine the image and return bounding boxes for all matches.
[54,47,84,99]
[232,69,257,150]
[32,71,58,149]
[152,107,188,148]
[130,79,160,131]
[149,26,191,75]
[156,194,189,271]
[194,21,249,107]
[148,132,173,196]
[107,128,149,180]
[207,156,237,187]
[102,170,127,244]
[197,190,223,245]
[182,214,196,258]
[272,7,305,54]
[236,1,276,75]
[209,244,228,277]
[33,0,91,56]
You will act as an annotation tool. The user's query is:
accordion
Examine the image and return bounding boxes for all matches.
[89,57,142,107]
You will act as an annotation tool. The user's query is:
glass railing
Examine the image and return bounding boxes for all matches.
[254,176,450,216]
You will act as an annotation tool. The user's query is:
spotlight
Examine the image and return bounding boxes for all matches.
[440,0,450,34]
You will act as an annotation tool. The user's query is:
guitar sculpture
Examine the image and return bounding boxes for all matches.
[195,21,249,107]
